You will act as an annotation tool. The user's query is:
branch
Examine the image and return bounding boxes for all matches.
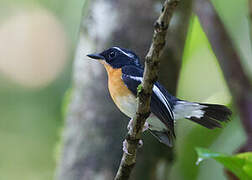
[194,0,252,150]
[114,0,179,180]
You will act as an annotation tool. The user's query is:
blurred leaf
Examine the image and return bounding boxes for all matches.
[196,147,252,180]
[177,15,230,103]
[61,87,73,118]
[173,15,231,180]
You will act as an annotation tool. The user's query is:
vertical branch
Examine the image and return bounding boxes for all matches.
[114,0,179,180]
[194,0,252,150]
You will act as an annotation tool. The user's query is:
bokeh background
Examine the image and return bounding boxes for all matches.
[0,0,251,180]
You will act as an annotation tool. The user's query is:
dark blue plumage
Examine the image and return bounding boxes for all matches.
[99,47,143,68]
[87,47,232,147]
[122,65,175,139]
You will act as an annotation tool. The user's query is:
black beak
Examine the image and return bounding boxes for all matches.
[87,53,104,60]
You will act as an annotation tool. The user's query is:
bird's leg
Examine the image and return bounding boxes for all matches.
[123,118,149,154]
[142,121,149,132]
[122,139,144,155]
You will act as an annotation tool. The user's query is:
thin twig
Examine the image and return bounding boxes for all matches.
[114,0,179,180]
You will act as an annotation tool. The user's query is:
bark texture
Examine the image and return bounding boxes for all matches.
[56,1,126,180]
[114,1,180,179]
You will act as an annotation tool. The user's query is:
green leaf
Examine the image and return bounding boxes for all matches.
[195,147,252,180]
[137,84,143,93]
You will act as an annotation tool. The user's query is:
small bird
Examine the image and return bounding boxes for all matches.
[87,47,231,147]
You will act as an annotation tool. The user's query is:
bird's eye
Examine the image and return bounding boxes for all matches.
[108,51,116,59]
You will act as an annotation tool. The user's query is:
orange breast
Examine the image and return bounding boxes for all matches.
[102,62,137,117]
[103,62,131,100]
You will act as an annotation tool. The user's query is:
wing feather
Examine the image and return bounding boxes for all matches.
[121,66,175,135]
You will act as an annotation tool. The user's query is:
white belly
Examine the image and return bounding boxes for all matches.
[115,94,137,118]
[115,95,167,132]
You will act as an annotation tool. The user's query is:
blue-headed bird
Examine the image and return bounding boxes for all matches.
[87,47,231,148]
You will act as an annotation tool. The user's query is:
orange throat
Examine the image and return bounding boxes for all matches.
[100,61,137,118]
[100,61,131,97]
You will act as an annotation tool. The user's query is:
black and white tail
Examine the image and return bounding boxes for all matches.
[173,101,232,129]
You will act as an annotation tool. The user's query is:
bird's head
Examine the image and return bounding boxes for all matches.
[87,47,142,69]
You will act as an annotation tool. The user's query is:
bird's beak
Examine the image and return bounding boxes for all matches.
[87,53,104,60]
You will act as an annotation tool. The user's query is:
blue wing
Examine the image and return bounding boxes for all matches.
[121,65,176,137]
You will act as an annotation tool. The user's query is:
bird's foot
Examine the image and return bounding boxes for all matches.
[123,140,131,155]
[142,122,149,132]
[127,118,149,134]
[123,139,144,155]
[138,139,143,148]
[127,118,134,134]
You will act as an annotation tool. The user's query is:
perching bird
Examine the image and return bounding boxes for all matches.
[87,47,231,147]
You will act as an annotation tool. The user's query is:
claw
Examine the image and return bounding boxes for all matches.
[127,118,134,134]
[127,119,149,133]
[123,140,132,155]
[138,140,143,148]
[142,122,149,132]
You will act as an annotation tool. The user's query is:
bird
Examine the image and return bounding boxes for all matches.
[87,47,231,148]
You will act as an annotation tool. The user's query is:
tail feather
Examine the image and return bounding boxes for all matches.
[149,101,232,146]
[190,116,222,129]
[201,104,232,122]
[174,101,232,129]
[189,103,231,129]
